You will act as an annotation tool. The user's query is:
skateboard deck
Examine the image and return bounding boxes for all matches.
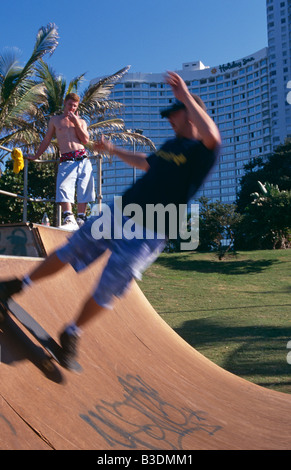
[0,298,82,373]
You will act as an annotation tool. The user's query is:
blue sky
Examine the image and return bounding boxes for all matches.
[1,0,267,91]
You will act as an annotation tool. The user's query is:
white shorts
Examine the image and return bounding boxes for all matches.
[56,158,95,203]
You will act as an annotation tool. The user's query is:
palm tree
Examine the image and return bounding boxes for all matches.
[0,23,59,157]
[0,23,155,224]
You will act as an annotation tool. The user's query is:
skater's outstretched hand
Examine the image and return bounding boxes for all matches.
[93,135,149,171]
[93,135,114,155]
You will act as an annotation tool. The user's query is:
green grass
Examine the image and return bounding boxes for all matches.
[138,250,291,394]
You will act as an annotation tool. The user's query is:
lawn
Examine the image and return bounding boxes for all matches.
[138,249,291,394]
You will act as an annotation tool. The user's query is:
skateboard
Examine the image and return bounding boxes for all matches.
[0,298,82,373]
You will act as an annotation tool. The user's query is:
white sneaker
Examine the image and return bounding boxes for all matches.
[60,214,79,231]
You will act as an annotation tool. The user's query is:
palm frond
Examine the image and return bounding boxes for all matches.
[36,60,66,114]
[66,74,86,95]
[0,48,21,85]
[88,118,125,130]
[4,82,46,122]
[0,50,23,102]
[78,99,123,119]
[14,24,59,86]
[36,59,56,85]
[116,130,156,150]
[33,23,59,58]
[82,65,130,104]
[0,125,43,150]
[31,23,59,66]
[87,129,156,155]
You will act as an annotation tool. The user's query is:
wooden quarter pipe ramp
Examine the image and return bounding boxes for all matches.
[0,225,291,450]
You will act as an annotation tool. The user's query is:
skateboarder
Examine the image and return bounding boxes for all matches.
[0,72,221,369]
[28,93,95,230]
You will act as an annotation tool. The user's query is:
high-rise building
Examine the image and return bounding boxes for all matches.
[91,0,291,206]
[267,0,291,145]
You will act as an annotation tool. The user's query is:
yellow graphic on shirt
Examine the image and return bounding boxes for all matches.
[156,150,187,166]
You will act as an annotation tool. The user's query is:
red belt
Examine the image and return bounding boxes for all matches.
[60,149,87,163]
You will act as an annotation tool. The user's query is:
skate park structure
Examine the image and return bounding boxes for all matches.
[0,223,291,450]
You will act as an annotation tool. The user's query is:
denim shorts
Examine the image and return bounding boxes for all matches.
[56,158,96,203]
[56,209,166,309]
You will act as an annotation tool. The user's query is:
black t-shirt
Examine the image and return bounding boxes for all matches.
[121,137,218,236]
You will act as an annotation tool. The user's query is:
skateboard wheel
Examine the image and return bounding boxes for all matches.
[42,358,55,372]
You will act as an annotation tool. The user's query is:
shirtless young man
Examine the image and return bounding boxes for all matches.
[28,93,95,229]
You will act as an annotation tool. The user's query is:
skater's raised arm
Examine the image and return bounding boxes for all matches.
[165,71,221,150]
